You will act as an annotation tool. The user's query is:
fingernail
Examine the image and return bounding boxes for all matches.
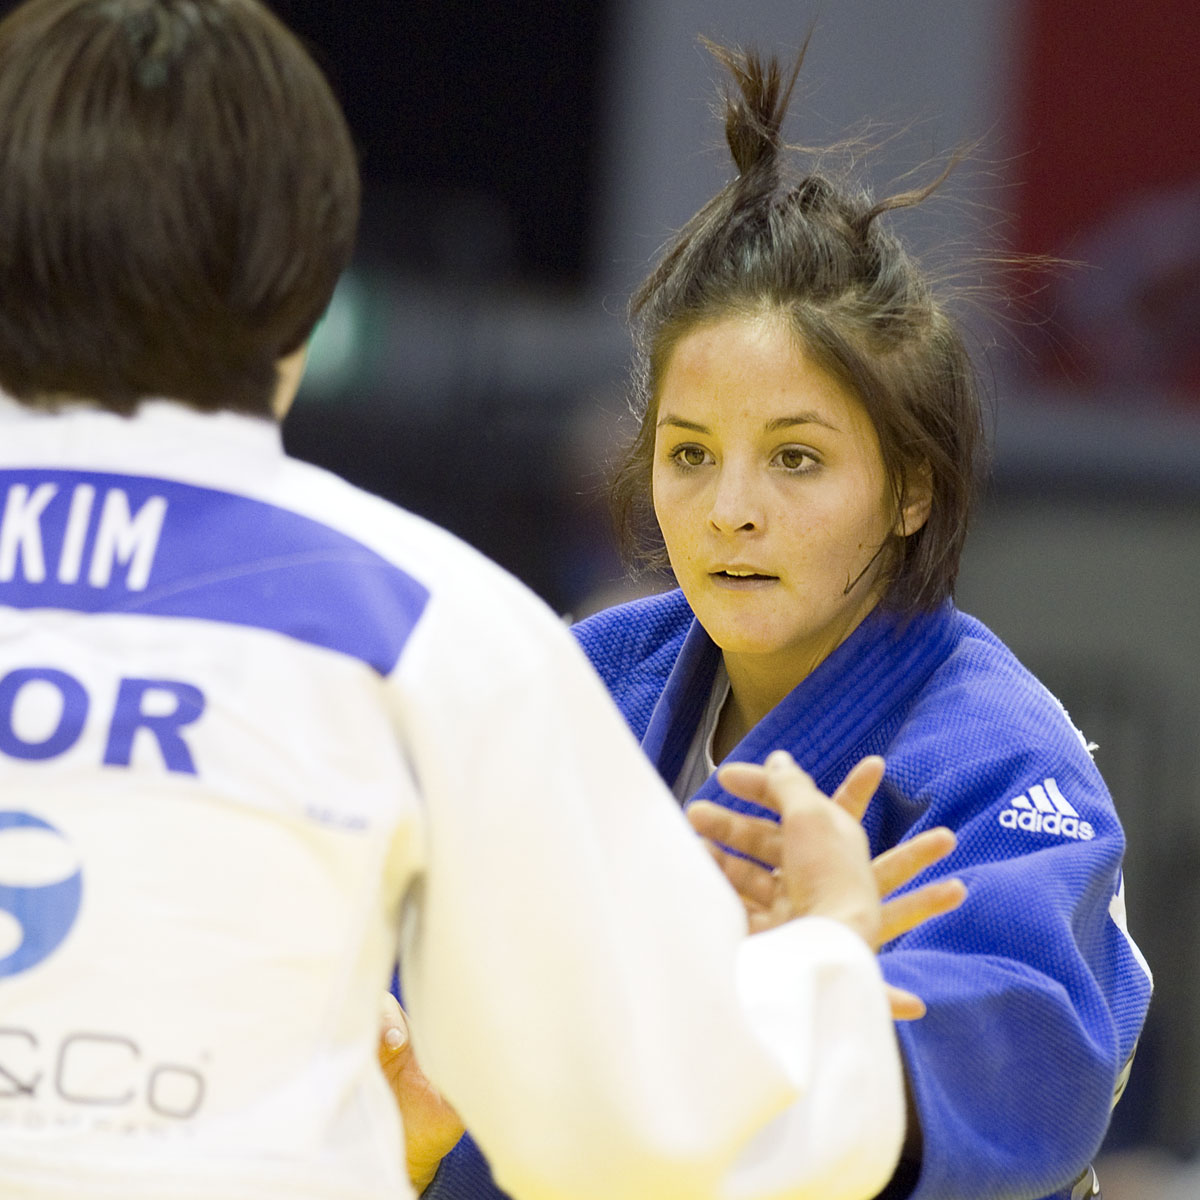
[766,750,793,770]
[384,1025,407,1051]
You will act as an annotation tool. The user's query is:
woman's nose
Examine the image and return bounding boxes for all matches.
[708,465,762,533]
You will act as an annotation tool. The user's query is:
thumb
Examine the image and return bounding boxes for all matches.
[380,992,410,1057]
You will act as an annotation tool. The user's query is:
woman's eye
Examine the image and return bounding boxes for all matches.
[774,446,817,471]
[672,445,710,468]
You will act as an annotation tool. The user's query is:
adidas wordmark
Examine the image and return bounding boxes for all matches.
[998,778,1095,841]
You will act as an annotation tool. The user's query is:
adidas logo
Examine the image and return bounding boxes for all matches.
[998,778,1095,841]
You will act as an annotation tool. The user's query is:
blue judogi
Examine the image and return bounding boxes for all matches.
[430,588,1150,1200]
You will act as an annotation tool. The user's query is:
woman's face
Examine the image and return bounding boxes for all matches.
[651,312,926,693]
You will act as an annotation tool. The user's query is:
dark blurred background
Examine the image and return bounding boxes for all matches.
[272,0,625,612]
[280,2,1200,1188]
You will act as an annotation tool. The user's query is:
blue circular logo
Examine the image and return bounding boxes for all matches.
[0,811,83,978]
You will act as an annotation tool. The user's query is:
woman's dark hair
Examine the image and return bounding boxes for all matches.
[0,0,360,416]
[612,38,986,614]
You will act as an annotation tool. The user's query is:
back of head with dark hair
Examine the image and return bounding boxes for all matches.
[0,0,360,416]
[613,38,986,614]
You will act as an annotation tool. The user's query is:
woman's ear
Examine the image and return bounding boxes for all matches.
[896,461,932,538]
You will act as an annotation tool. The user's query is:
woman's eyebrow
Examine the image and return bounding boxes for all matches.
[656,414,709,432]
[656,412,842,433]
[764,413,841,433]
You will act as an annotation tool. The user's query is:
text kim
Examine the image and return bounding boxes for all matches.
[0,483,167,591]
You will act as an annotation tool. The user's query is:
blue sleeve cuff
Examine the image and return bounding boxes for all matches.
[420,1134,510,1200]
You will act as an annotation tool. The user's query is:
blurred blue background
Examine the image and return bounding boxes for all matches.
[271,2,1200,1188]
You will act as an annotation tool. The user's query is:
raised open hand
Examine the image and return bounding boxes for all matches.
[693,753,966,1019]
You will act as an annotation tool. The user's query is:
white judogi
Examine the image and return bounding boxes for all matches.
[0,398,903,1200]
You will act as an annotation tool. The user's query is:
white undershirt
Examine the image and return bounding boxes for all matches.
[673,661,732,803]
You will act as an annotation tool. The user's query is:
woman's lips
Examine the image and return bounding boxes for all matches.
[710,569,778,588]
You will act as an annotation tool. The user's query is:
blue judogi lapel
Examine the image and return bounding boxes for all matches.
[641,598,959,815]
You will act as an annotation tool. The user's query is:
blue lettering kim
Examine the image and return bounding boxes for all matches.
[0,812,83,978]
[0,470,430,674]
[0,669,88,760]
[104,679,205,775]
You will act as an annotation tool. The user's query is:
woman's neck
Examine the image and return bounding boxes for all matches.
[713,660,796,762]
[712,684,754,764]
[713,602,882,762]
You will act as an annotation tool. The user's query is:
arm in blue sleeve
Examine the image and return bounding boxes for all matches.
[872,751,1151,1200]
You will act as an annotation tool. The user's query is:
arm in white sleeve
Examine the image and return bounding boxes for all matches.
[392,586,904,1200]
[727,919,904,1200]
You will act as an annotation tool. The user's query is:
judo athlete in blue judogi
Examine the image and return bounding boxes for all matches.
[408,38,1152,1200]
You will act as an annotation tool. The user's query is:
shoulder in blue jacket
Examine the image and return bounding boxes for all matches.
[428,590,1151,1200]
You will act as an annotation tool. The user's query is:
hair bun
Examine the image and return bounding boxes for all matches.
[701,36,807,180]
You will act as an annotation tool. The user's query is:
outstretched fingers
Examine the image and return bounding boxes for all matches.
[708,754,966,959]
[765,751,881,945]
[871,825,966,947]
[689,798,781,863]
[872,826,956,895]
[696,833,779,911]
[879,877,967,947]
[887,985,927,1022]
[714,760,781,813]
[720,753,886,824]
[829,755,886,824]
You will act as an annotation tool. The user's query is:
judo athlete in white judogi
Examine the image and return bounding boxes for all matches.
[0,3,959,1198]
